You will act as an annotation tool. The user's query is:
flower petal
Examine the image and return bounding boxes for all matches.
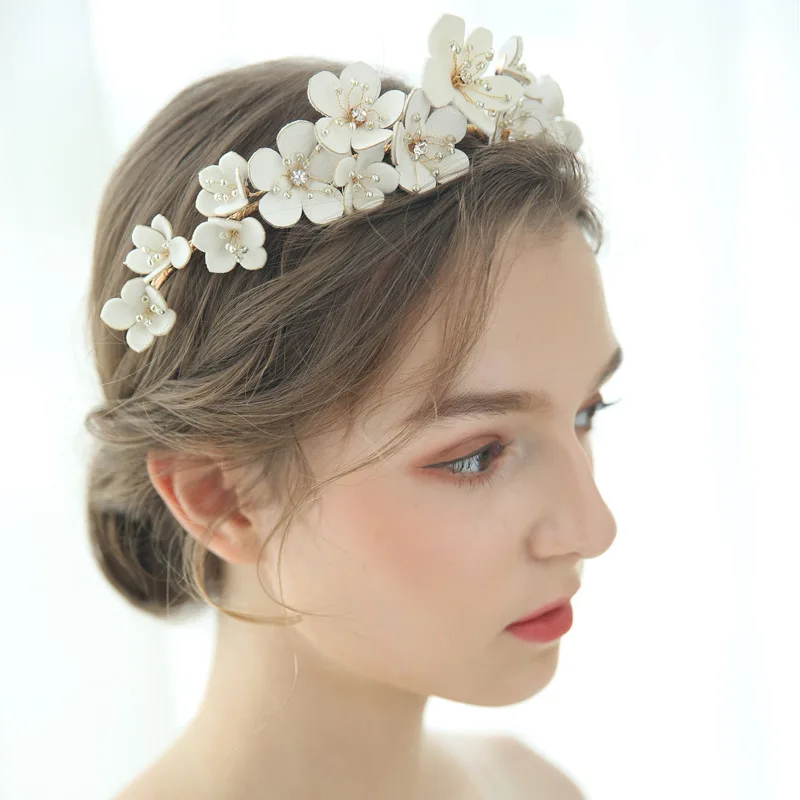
[525,75,564,115]
[333,154,357,186]
[238,216,266,248]
[482,73,524,110]
[450,89,494,135]
[309,146,345,183]
[351,126,392,152]
[369,89,406,128]
[352,186,384,211]
[367,162,399,194]
[146,308,176,336]
[302,189,344,224]
[205,248,237,273]
[126,322,154,353]
[239,246,267,270]
[198,164,225,193]
[425,105,468,143]
[150,214,172,240]
[131,224,166,252]
[191,220,227,254]
[404,88,432,129]
[144,283,170,313]
[248,147,285,191]
[100,297,136,330]
[557,119,583,151]
[427,13,465,60]
[355,142,386,168]
[339,62,382,102]
[307,70,342,118]
[168,236,191,268]
[496,35,523,71]
[276,120,316,161]
[120,277,149,309]
[196,188,221,217]
[315,116,353,154]
[258,189,303,228]
[123,248,153,275]
[343,183,354,213]
[219,151,249,183]
[420,55,455,108]
[464,26,493,61]
[435,149,469,184]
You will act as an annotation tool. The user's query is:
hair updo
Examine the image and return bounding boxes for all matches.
[84,56,604,626]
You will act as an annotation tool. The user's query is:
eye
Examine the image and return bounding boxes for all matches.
[428,395,622,490]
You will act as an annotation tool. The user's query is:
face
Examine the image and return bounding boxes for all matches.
[234,221,620,708]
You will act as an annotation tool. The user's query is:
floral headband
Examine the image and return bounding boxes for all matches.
[100,12,583,353]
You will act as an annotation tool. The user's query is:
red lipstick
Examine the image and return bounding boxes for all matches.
[505,594,576,643]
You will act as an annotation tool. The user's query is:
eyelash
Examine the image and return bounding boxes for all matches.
[436,396,622,491]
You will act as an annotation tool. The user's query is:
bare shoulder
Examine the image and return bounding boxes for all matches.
[491,734,587,800]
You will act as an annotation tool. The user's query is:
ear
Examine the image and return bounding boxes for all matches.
[145,453,265,565]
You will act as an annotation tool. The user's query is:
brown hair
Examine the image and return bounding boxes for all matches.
[84,56,604,626]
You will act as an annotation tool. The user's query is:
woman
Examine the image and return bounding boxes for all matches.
[86,13,622,798]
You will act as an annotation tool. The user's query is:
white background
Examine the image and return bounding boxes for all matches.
[1,0,798,798]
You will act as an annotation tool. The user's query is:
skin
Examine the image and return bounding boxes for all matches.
[139,220,620,799]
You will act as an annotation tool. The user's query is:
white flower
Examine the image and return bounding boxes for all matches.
[333,142,400,212]
[248,120,347,227]
[390,88,469,193]
[493,35,583,150]
[196,152,249,216]
[308,62,406,155]
[421,13,523,136]
[191,216,267,273]
[100,277,176,353]
[123,214,191,275]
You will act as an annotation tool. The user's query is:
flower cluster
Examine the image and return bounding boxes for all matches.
[100,12,582,352]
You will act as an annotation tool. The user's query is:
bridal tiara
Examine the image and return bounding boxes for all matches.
[99,12,583,353]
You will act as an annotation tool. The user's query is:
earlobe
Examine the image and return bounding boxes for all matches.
[145,453,262,566]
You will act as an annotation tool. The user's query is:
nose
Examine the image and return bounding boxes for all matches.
[528,434,617,560]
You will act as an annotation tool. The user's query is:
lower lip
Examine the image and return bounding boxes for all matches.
[505,601,573,642]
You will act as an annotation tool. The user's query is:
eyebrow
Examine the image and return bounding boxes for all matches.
[402,344,624,430]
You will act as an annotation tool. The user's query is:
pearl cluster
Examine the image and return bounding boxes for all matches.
[140,242,170,268]
[204,175,240,204]
[347,168,382,199]
[447,40,512,119]
[217,230,249,264]
[135,295,167,326]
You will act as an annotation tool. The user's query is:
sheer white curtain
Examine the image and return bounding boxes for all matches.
[2,0,797,798]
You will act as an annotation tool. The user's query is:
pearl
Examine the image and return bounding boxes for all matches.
[365,191,373,198]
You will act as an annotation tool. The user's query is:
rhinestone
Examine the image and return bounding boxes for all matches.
[351,106,368,123]
[413,139,428,157]
[290,168,308,186]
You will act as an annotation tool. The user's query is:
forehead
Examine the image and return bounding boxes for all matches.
[364,223,616,435]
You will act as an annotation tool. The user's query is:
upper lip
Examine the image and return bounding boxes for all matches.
[507,589,579,627]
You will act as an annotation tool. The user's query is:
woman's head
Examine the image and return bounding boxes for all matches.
[85,55,615,684]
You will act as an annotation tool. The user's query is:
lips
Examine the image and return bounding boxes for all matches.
[508,590,579,626]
